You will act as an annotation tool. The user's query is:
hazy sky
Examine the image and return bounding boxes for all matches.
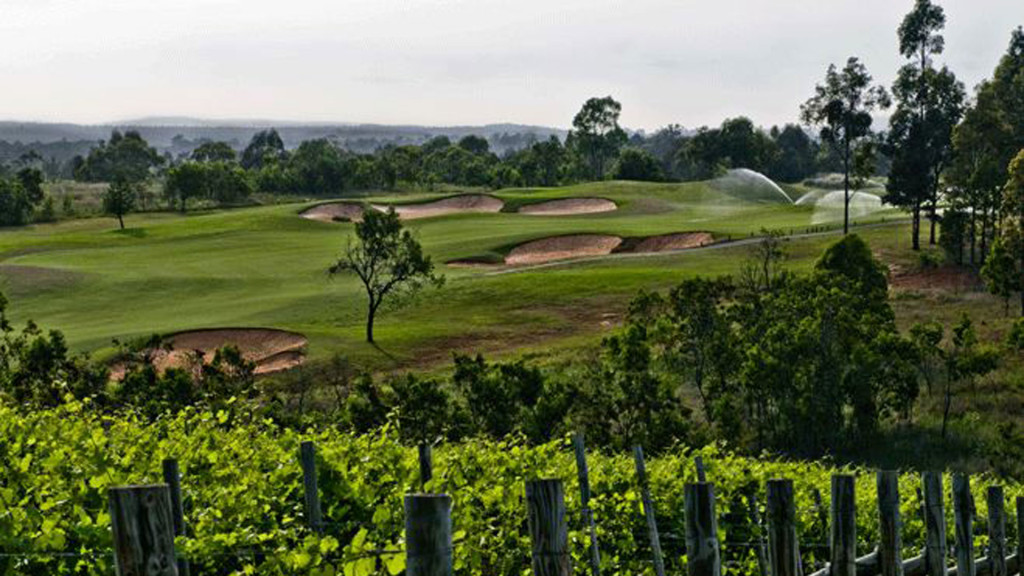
[2,0,1022,130]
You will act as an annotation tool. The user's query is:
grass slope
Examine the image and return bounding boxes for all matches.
[0,180,901,369]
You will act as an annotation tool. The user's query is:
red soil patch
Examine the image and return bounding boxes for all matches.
[505,235,623,265]
[116,328,308,378]
[518,198,617,215]
[632,232,714,253]
[301,203,366,222]
[374,194,504,219]
[890,265,983,292]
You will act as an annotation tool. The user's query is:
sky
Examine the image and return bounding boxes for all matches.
[2,0,1022,131]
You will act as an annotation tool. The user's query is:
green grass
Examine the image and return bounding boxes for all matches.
[0,179,902,369]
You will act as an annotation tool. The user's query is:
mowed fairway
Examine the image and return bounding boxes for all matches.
[0,179,903,369]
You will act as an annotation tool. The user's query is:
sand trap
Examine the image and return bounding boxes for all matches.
[518,198,617,216]
[375,194,504,220]
[301,203,367,222]
[505,235,623,265]
[118,328,308,377]
[632,232,714,253]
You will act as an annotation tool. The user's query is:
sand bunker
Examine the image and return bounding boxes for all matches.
[301,203,367,222]
[375,194,504,219]
[502,231,716,266]
[505,235,623,265]
[631,232,714,253]
[518,198,617,216]
[122,328,308,377]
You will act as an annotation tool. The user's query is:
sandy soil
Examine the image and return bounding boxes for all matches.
[117,328,308,377]
[517,198,617,216]
[300,203,366,222]
[505,235,623,265]
[632,232,714,253]
[375,194,504,219]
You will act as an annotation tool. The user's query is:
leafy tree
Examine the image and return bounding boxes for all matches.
[815,233,889,298]
[0,170,44,226]
[165,161,253,211]
[240,129,286,170]
[74,130,163,183]
[612,148,664,182]
[287,139,348,196]
[1002,149,1024,316]
[457,135,490,155]
[769,124,817,183]
[981,235,1019,315]
[191,141,237,163]
[568,96,628,180]
[164,161,208,212]
[885,0,965,249]
[103,179,137,229]
[329,208,443,343]
[801,58,891,234]
[949,82,1012,265]
[942,315,999,438]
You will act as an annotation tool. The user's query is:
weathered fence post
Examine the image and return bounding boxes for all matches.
[418,444,433,489]
[767,479,801,576]
[922,472,948,576]
[109,485,178,576]
[300,440,323,535]
[877,471,903,576]
[952,474,974,576]
[633,445,667,576]
[405,494,453,576]
[988,486,1007,576]
[831,475,856,576]
[525,479,571,576]
[161,459,190,576]
[685,482,721,576]
[573,433,602,576]
[1016,497,1024,567]
[695,455,707,483]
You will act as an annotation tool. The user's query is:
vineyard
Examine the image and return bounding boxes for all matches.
[1,399,1023,576]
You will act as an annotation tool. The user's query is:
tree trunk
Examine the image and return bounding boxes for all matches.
[912,204,921,251]
[970,207,977,267]
[118,214,125,229]
[843,139,850,235]
[929,179,938,246]
[980,210,990,265]
[366,296,377,343]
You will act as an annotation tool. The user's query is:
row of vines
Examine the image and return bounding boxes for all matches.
[1,398,1021,575]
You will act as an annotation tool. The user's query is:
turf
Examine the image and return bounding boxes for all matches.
[0,179,902,369]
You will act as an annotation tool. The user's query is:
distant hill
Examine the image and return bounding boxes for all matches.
[0,120,568,159]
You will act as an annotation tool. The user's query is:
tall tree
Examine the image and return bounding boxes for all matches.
[1002,149,1024,316]
[885,0,965,249]
[74,130,163,184]
[801,58,891,235]
[329,209,443,343]
[191,141,237,163]
[568,96,628,180]
[240,129,286,170]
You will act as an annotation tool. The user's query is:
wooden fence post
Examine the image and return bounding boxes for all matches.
[525,479,571,576]
[988,486,1007,576]
[1016,497,1024,565]
[952,474,974,576]
[877,471,903,576]
[573,433,602,576]
[767,479,801,576]
[830,475,856,576]
[695,455,707,483]
[922,472,948,576]
[161,459,190,576]
[418,444,433,489]
[109,485,178,576]
[685,482,721,576]
[300,441,323,535]
[405,494,453,576]
[633,445,667,576]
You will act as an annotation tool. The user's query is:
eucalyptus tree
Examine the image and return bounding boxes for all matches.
[801,58,890,235]
[885,0,965,249]
[568,96,628,180]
